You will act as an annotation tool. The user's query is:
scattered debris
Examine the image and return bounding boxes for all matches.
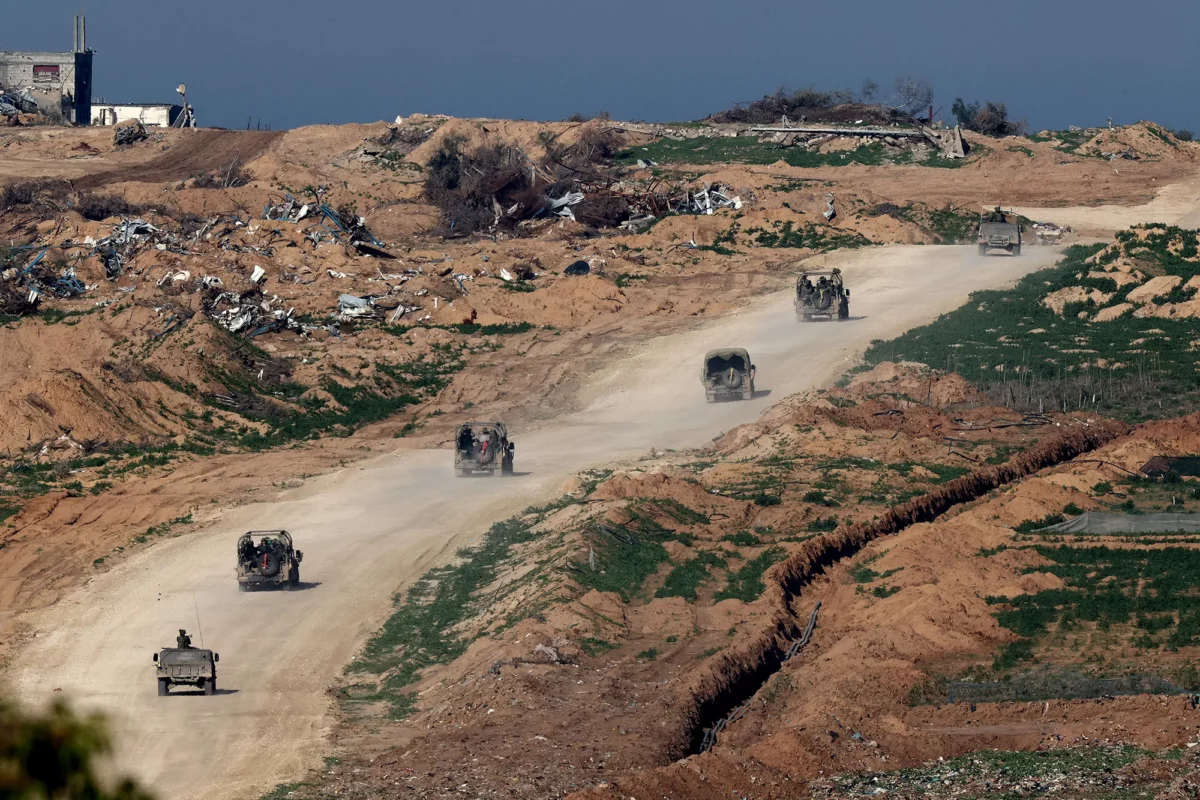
[563,260,590,276]
[113,119,148,147]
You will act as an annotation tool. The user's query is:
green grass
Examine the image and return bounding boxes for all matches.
[1014,513,1065,533]
[656,551,726,602]
[616,137,968,169]
[1028,128,1097,154]
[851,561,902,584]
[861,234,1200,421]
[345,511,546,718]
[987,545,1200,655]
[805,516,839,533]
[636,647,659,660]
[746,220,871,251]
[575,506,700,601]
[721,530,762,546]
[715,547,786,602]
[580,637,617,657]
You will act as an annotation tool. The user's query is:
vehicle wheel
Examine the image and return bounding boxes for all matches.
[978,245,987,256]
[1012,244,1021,256]
[705,394,715,404]
[455,468,466,477]
[838,300,849,320]
[204,679,216,696]
[501,456,514,475]
[802,313,813,322]
[158,679,169,697]
[237,582,247,593]
[289,565,299,587]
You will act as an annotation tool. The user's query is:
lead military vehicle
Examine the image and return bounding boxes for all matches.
[977,205,1023,256]
[153,631,219,696]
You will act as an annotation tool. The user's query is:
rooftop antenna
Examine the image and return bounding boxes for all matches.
[175,83,196,128]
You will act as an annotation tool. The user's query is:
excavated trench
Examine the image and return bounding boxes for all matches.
[679,419,1129,758]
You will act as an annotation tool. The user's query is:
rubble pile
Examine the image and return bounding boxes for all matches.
[810,745,1155,799]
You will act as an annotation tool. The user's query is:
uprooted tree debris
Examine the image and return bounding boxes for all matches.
[421,124,750,238]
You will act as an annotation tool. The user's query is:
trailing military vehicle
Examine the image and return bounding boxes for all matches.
[153,631,219,696]
[236,530,302,590]
[702,348,755,402]
[795,268,849,321]
[977,205,1023,256]
[455,422,515,477]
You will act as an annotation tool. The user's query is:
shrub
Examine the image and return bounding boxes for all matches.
[424,136,539,237]
[192,157,251,189]
[76,193,145,221]
[1175,129,1195,142]
[952,98,1027,137]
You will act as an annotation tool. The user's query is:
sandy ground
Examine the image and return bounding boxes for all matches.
[2,244,1058,800]
[1012,175,1200,233]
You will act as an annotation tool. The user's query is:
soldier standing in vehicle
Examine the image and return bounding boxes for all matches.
[177,629,192,649]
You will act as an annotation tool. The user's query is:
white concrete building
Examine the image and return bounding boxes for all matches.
[91,103,183,127]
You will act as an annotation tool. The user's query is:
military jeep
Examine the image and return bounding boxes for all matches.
[455,422,515,477]
[977,206,1023,256]
[153,646,219,696]
[702,348,755,402]
[236,530,302,590]
[795,268,849,321]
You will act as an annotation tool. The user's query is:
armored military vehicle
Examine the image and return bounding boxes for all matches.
[977,206,1023,256]
[236,530,302,590]
[795,268,849,321]
[455,422,515,477]
[153,638,219,696]
[702,349,755,402]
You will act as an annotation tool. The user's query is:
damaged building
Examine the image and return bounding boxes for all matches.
[91,102,185,127]
[0,16,93,123]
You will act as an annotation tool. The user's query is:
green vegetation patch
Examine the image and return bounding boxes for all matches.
[862,236,1200,421]
[716,547,786,602]
[747,219,870,251]
[988,545,1200,652]
[345,509,547,718]
[617,136,965,169]
[656,551,726,602]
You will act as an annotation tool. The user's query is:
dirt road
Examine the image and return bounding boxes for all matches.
[4,245,1060,800]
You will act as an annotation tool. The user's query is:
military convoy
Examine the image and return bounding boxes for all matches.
[148,254,870,693]
[236,530,303,590]
[153,630,219,696]
[702,348,756,402]
[455,422,515,477]
[795,268,850,321]
[977,206,1023,256]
